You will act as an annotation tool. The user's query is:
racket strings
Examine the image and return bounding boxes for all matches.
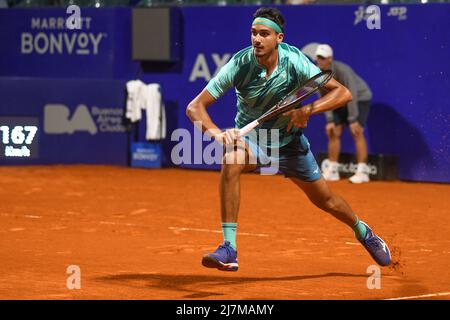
[259,71,334,121]
[279,71,333,108]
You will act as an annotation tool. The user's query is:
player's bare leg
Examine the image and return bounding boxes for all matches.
[220,145,257,222]
[289,176,391,266]
[202,143,256,271]
[289,176,357,226]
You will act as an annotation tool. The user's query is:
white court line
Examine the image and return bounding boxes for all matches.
[385,292,450,300]
[168,226,268,237]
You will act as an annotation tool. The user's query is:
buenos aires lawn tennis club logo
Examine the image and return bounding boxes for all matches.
[170,121,280,175]
[44,104,126,135]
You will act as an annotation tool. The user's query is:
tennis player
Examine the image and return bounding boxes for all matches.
[186,7,391,271]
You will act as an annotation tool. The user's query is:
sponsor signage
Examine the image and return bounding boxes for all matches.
[0,8,131,78]
[131,142,162,168]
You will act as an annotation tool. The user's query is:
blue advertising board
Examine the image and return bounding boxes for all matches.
[130,142,162,168]
[0,8,138,78]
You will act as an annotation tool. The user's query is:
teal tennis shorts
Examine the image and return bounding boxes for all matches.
[244,132,322,182]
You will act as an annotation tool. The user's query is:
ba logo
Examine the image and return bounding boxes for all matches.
[44,104,97,135]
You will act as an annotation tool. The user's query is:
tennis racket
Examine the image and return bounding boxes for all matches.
[238,70,334,137]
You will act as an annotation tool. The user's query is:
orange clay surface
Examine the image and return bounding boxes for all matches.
[0,165,449,300]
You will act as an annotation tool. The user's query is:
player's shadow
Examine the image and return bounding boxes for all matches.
[96,272,368,299]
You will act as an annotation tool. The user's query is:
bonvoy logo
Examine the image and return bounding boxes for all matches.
[44,104,126,135]
[21,16,106,55]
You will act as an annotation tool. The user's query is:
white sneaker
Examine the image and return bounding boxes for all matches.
[349,163,370,184]
[322,160,340,181]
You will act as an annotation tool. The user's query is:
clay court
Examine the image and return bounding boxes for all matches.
[1,165,449,300]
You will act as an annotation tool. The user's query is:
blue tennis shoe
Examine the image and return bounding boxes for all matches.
[202,241,239,272]
[358,221,391,266]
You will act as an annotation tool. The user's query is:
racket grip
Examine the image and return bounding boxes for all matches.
[238,120,259,137]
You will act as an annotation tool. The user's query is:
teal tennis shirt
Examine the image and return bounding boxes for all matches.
[206,42,321,148]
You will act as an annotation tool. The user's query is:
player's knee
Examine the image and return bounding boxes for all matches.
[222,148,247,166]
[221,163,245,181]
[221,150,247,179]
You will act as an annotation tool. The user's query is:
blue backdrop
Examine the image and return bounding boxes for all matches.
[0,5,448,182]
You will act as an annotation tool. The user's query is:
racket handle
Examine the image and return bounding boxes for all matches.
[238,120,259,137]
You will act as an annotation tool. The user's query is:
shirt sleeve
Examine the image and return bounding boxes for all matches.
[205,56,237,100]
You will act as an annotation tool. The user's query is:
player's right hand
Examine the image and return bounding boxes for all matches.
[214,128,241,146]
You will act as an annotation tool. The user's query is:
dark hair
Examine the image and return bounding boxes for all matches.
[253,7,285,33]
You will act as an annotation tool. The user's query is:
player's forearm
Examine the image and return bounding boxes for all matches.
[186,103,222,139]
[310,85,352,116]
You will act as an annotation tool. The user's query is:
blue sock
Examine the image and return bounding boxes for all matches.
[222,222,237,250]
[353,218,367,240]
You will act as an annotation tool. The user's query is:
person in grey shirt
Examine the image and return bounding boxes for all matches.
[315,44,372,184]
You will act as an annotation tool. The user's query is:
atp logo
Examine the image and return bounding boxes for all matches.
[44,104,97,135]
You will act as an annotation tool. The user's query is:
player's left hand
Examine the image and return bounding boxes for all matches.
[283,104,313,132]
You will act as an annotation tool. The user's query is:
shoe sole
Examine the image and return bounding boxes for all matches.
[202,255,238,272]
